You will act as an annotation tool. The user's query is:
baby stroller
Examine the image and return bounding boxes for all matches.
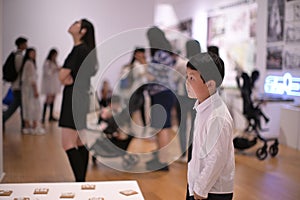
[88,96,139,170]
[234,71,279,160]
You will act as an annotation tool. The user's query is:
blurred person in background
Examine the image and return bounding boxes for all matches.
[21,48,45,134]
[41,48,61,123]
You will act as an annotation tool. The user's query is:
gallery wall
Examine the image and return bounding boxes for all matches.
[1,0,156,180]
[2,0,155,112]
[172,0,300,102]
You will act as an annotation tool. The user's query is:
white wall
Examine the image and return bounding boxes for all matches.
[172,0,208,51]
[3,0,155,112]
[256,0,300,103]
[172,0,243,52]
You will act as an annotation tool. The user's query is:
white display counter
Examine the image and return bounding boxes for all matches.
[280,105,300,150]
[0,180,144,200]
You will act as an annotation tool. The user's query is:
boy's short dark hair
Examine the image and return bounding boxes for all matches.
[187,52,225,88]
[207,45,219,56]
[15,37,27,47]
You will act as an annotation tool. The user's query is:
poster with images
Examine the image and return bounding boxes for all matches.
[267,0,285,42]
[207,15,226,45]
[285,22,300,43]
[285,1,300,43]
[281,0,300,69]
[207,2,257,87]
[285,0,300,21]
[267,46,283,70]
[284,46,300,69]
[177,19,193,37]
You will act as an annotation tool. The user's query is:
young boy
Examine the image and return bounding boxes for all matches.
[185,52,235,200]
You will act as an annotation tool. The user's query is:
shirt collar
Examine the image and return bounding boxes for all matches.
[194,92,220,113]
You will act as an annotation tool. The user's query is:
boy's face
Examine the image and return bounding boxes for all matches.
[186,67,209,101]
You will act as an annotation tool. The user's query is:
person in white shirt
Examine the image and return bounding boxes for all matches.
[128,47,148,128]
[185,52,235,200]
[41,48,61,123]
[21,48,45,134]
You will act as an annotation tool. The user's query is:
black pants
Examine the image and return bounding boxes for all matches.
[187,193,233,200]
[186,186,233,200]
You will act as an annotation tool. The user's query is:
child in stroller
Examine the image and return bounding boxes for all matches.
[234,70,279,160]
[90,95,139,169]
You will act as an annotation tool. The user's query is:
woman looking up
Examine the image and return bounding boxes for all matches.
[59,19,97,182]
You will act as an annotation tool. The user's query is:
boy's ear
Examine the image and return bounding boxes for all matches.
[206,80,216,89]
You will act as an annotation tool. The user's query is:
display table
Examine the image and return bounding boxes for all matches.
[280,104,300,150]
[0,180,144,200]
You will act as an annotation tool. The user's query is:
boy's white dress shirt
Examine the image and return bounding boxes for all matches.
[188,92,235,198]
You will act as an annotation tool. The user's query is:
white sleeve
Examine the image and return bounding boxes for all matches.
[193,118,232,198]
[43,61,52,76]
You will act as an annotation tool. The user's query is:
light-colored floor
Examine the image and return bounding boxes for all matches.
[2,112,300,200]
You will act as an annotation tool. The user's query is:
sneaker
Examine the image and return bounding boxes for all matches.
[22,128,32,134]
[32,127,46,135]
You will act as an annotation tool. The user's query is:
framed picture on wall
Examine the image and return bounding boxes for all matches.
[207,15,225,45]
[285,22,300,43]
[267,0,285,42]
[284,46,300,69]
[267,46,283,69]
[164,18,193,57]
[206,2,258,87]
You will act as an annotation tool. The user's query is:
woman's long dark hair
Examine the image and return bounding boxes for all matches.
[80,18,98,75]
[130,47,145,65]
[46,48,57,61]
[22,48,36,68]
[81,18,96,51]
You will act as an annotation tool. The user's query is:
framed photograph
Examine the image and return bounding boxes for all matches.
[267,46,283,69]
[284,46,300,69]
[207,15,226,45]
[285,22,300,43]
[267,0,285,42]
[206,2,258,87]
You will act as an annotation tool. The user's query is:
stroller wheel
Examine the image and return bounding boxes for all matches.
[269,144,279,157]
[256,147,268,160]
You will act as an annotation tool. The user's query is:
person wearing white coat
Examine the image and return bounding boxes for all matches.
[41,48,61,123]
